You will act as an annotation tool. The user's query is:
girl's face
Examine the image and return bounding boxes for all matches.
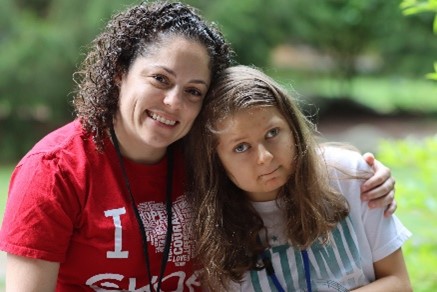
[216,106,296,202]
[114,36,211,163]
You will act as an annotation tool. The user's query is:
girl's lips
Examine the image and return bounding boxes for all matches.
[260,166,280,177]
[147,110,178,126]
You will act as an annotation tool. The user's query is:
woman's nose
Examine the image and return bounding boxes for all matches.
[163,87,183,109]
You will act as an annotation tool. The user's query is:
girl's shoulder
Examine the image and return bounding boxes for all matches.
[319,144,372,175]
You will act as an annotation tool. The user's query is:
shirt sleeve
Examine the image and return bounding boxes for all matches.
[362,207,412,262]
[0,153,80,262]
[322,146,411,263]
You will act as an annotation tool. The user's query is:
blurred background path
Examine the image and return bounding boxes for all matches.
[318,111,437,153]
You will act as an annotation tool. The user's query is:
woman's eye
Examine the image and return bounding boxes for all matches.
[266,128,279,138]
[234,143,249,153]
[187,88,202,97]
[151,74,168,85]
[185,88,204,102]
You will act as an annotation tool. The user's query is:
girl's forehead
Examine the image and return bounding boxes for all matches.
[214,106,281,131]
[218,106,274,121]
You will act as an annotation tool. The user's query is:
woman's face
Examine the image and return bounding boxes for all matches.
[114,36,211,163]
[216,106,296,202]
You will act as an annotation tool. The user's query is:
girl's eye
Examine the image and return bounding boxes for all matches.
[266,128,279,138]
[234,143,250,153]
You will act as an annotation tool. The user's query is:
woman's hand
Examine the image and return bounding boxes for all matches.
[361,152,396,217]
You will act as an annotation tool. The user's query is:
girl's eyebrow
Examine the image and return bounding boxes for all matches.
[219,131,247,145]
[229,136,246,144]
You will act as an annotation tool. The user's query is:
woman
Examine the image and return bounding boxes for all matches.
[0,2,232,291]
[0,2,395,291]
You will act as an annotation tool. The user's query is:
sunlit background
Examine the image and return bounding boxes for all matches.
[0,0,436,290]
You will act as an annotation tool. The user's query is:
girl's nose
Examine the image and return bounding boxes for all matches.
[257,144,273,164]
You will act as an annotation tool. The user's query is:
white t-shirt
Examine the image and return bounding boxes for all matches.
[229,147,411,292]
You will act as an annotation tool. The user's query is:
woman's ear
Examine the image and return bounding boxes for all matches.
[114,63,127,87]
[114,72,123,87]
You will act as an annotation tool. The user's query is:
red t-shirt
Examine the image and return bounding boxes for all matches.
[0,120,201,291]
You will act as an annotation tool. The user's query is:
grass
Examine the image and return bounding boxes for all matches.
[378,137,437,292]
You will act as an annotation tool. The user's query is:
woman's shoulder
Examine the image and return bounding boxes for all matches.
[21,120,92,156]
[14,120,101,175]
[27,120,85,153]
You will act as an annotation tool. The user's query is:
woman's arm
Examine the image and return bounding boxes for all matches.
[6,254,60,292]
[351,248,412,292]
[361,153,396,217]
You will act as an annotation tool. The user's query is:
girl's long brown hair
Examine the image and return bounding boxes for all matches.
[185,65,349,290]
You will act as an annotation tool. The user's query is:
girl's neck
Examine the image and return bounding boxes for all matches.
[246,190,279,202]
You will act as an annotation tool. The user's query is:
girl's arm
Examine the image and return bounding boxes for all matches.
[351,248,412,292]
[361,153,396,217]
[6,254,59,292]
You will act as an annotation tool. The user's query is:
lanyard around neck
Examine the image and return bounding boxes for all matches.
[301,249,312,292]
[259,247,312,292]
[110,127,174,292]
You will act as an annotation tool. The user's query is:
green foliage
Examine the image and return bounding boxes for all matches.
[402,0,437,18]
[285,0,400,79]
[0,0,138,162]
[0,165,13,224]
[427,62,437,79]
[197,0,436,78]
[1,0,436,162]
[378,136,437,291]
[200,0,290,66]
[401,0,437,80]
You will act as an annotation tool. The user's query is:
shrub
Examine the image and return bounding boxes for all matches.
[378,135,437,291]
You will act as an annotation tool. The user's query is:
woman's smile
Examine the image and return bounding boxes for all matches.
[147,110,178,126]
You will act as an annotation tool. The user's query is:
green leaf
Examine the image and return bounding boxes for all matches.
[425,72,437,80]
[434,14,437,32]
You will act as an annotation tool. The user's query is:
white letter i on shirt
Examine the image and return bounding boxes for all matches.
[105,207,129,258]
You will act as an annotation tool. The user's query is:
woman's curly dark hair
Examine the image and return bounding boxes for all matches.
[73,1,233,150]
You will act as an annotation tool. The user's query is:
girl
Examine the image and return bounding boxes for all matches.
[186,65,412,291]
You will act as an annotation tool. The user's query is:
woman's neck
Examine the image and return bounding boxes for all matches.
[110,126,167,164]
